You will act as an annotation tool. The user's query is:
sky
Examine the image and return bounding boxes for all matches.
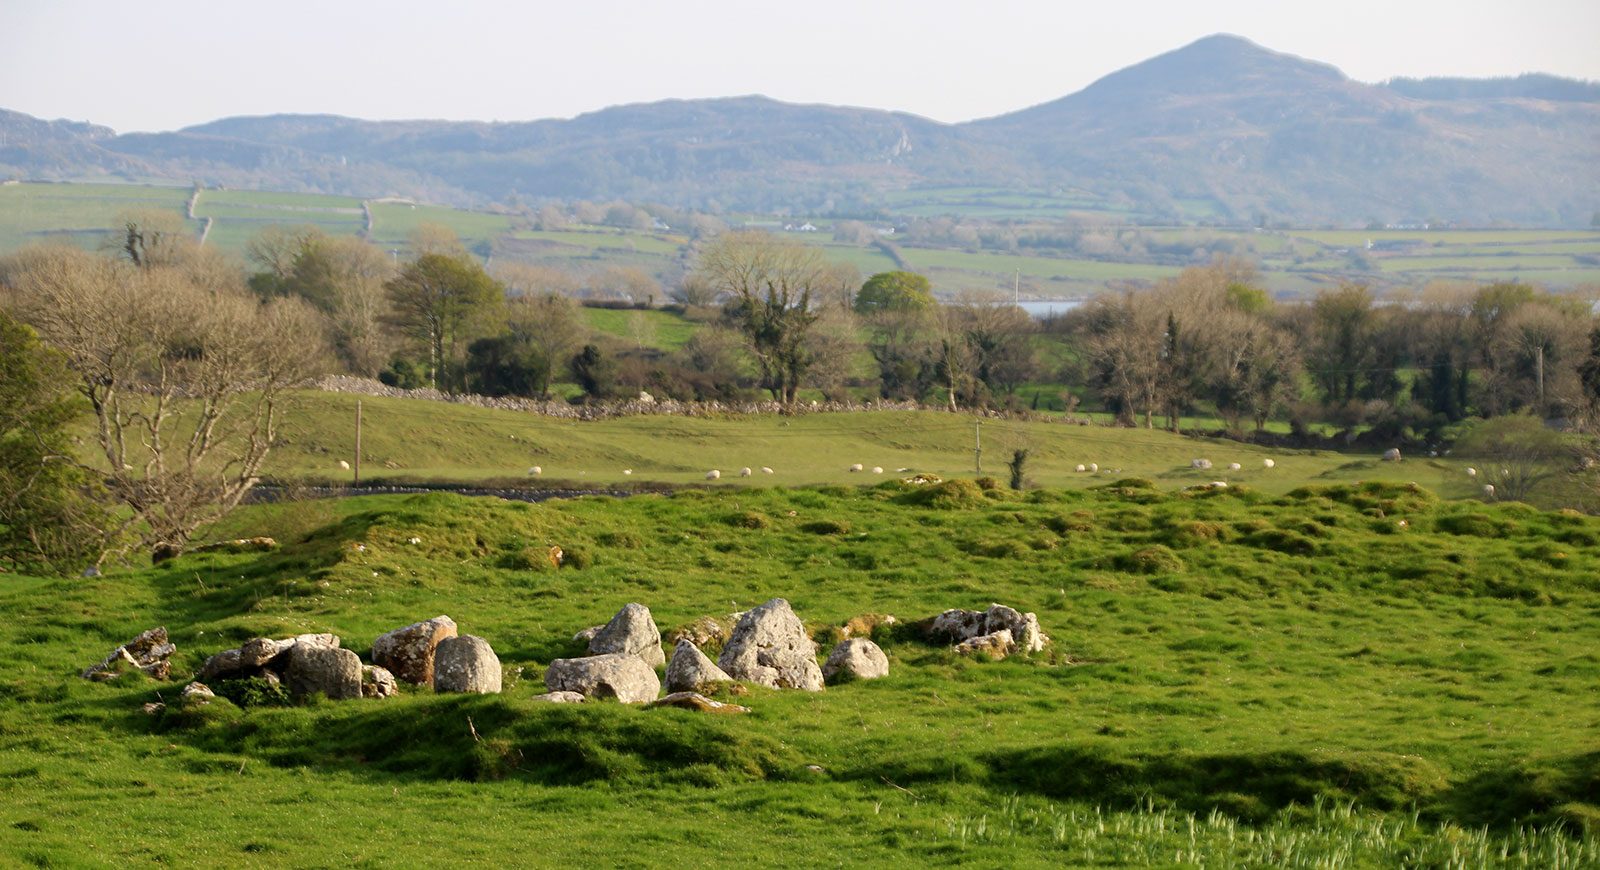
[2,0,1597,133]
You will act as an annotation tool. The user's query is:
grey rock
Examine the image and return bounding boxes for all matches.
[588,603,665,668]
[433,635,502,694]
[199,648,243,682]
[530,691,588,703]
[717,598,824,691]
[1191,458,1213,469]
[651,692,750,714]
[926,604,1047,653]
[956,629,1016,659]
[1382,448,1402,461]
[544,652,660,703]
[571,625,602,644]
[179,681,215,702]
[372,615,456,686]
[664,639,732,692]
[285,643,362,700]
[822,639,889,683]
[83,627,175,681]
[239,637,294,668]
[361,665,398,699]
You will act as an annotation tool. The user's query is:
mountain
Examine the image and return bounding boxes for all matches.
[3,35,1596,225]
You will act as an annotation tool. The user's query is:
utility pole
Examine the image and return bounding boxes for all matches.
[1014,268,1020,307]
[974,419,982,474]
[354,400,362,488]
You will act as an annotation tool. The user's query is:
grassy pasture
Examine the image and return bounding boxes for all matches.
[581,307,702,350]
[0,478,1596,866]
[260,392,1492,502]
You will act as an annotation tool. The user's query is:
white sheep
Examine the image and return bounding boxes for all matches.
[1088,462,1099,472]
[623,469,632,475]
[1075,464,1086,473]
[1263,458,1275,469]
[1483,484,1495,497]
[761,466,774,474]
[740,467,752,477]
[705,470,721,480]
[1226,462,1241,471]
[848,463,864,472]
[1466,467,1477,477]
[528,466,542,476]
[338,460,350,470]
[871,466,883,474]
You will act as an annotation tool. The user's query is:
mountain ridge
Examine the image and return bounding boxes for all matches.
[3,35,1595,225]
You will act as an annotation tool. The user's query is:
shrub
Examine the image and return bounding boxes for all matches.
[212,677,292,709]
[974,476,1000,491]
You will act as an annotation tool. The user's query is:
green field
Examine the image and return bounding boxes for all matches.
[1,473,1596,867]
[582,307,703,350]
[4,182,1598,302]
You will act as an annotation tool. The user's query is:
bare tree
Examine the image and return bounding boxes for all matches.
[0,245,325,563]
[694,231,827,404]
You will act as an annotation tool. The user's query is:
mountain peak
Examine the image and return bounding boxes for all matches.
[1079,33,1347,101]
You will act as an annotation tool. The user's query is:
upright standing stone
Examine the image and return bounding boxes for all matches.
[588,603,665,667]
[717,598,824,691]
[664,639,732,692]
[822,638,889,683]
[433,635,502,694]
[372,616,457,686]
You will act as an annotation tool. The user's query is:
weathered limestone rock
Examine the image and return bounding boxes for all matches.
[1382,448,1402,461]
[372,616,456,686]
[530,691,588,703]
[83,627,176,681]
[956,629,1016,659]
[1191,458,1213,470]
[664,614,740,649]
[361,665,398,699]
[717,598,824,691]
[285,644,362,700]
[433,635,502,694]
[588,603,665,667]
[651,692,750,714]
[822,639,889,683]
[543,653,660,703]
[199,648,243,682]
[925,604,1046,653]
[178,681,215,702]
[239,637,294,668]
[664,639,732,692]
[200,633,340,682]
[572,625,603,644]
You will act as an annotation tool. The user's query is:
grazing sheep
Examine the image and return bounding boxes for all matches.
[1483,484,1495,497]
[1263,458,1275,469]
[1466,467,1477,477]
[1088,463,1099,472]
[338,460,350,470]
[848,464,864,472]
[871,466,883,474]
[740,467,752,477]
[1226,463,1242,470]
[528,466,542,476]
[1075,464,1086,473]
[761,466,774,474]
[1382,448,1402,461]
[706,470,721,480]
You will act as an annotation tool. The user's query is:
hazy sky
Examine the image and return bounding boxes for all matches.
[3,0,1596,133]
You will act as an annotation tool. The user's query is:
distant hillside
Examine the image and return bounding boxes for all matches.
[2,35,1596,225]
[1384,73,1600,103]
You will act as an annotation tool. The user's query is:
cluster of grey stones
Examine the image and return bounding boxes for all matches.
[92,600,1047,717]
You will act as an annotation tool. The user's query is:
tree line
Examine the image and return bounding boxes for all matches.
[3,214,1600,573]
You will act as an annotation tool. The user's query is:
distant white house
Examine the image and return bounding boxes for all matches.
[651,218,670,231]
[783,222,818,232]
[875,226,895,235]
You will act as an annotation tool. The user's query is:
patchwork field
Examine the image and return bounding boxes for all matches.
[5,182,1596,302]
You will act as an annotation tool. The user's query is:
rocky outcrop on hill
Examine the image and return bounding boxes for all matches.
[83,627,175,682]
[588,603,664,667]
[544,652,661,703]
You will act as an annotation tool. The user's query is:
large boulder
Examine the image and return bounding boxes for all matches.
[83,627,175,682]
[372,616,457,686]
[285,644,362,700]
[717,598,824,691]
[925,604,1046,653]
[433,635,502,694]
[822,639,889,683]
[201,633,341,682]
[544,653,660,703]
[587,603,665,667]
[664,640,732,692]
